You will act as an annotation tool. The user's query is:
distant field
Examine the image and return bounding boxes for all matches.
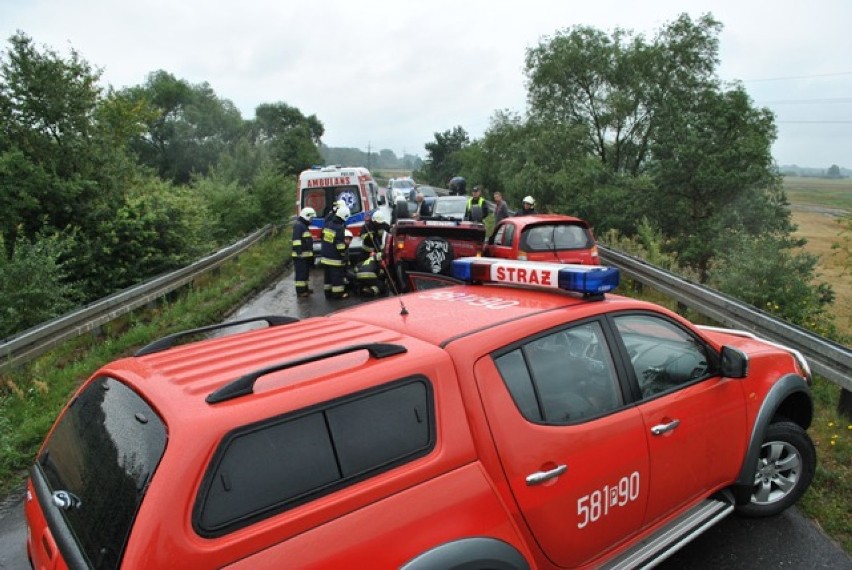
[783,176,851,336]
[784,176,852,211]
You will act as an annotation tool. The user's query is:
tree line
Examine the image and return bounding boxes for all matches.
[0,31,428,342]
[1,13,844,344]
[415,13,841,340]
[0,31,333,338]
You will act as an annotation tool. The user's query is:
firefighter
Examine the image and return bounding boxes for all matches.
[353,252,388,297]
[516,195,536,216]
[292,207,316,298]
[324,199,345,226]
[321,204,350,299]
[361,210,390,258]
[342,229,355,292]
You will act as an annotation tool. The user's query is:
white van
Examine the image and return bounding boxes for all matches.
[296,165,394,259]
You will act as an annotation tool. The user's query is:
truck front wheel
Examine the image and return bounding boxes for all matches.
[736,421,816,517]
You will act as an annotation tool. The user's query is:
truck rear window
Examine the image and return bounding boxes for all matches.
[35,376,167,569]
[194,377,434,536]
[521,224,593,251]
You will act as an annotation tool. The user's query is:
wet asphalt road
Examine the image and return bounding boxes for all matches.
[1,268,850,569]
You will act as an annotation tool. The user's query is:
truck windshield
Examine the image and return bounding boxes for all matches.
[35,376,167,569]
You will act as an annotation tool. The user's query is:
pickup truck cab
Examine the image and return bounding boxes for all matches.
[25,260,815,569]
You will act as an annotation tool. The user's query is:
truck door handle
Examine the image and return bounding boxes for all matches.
[651,419,681,436]
[526,464,567,486]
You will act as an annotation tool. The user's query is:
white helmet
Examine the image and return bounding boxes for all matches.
[372,210,388,225]
[344,229,353,239]
[336,204,351,219]
[299,207,316,220]
[523,195,535,205]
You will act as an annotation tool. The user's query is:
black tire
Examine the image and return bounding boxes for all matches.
[395,200,410,220]
[415,237,454,274]
[736,421,816,517]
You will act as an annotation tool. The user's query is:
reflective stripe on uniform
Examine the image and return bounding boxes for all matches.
[321,258,344,267]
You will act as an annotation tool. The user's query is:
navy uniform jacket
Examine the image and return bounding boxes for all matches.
[291,217,314,260]
[320,216,346,266]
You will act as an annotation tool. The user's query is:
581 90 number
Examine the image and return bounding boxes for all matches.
[577,471,640,529]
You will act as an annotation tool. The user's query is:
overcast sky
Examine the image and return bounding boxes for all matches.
[2,0,851,168]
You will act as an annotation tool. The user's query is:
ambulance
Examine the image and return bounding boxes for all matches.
[296,165,394,259]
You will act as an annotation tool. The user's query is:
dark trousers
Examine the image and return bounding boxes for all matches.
[322,263,346,297]
[294,257,311,295]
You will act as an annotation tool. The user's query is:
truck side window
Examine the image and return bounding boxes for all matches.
[493,350,541,421]
[612,314,714,398]
[494,322,622,424]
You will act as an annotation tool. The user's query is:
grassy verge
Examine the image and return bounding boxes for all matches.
[0,228,291,494]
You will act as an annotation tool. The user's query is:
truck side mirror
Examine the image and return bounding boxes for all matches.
[720,345,748,378]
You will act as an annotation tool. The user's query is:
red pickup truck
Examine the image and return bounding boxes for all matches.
[25,259,815,569]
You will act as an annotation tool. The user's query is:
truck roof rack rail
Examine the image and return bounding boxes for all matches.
[206,343,407,404]
[134,316,299,357]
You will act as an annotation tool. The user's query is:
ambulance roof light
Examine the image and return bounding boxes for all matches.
[451,258,619,297]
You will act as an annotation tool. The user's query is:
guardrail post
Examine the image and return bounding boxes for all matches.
[839,388,852,420]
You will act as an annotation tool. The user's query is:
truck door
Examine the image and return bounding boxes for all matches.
[475,320,649,569]
[610,312,747,526]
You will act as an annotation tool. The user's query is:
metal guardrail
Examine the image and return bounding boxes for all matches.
[0,226,273,372]
[599,245,851,391]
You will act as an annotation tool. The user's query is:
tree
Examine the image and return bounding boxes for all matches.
[417,126,470,186]
[123,70,245,184]
[524,13,721,176]
[0,32,134,259]
[648,86,790,280]
[251,102,323,176]
[826,164,842,179]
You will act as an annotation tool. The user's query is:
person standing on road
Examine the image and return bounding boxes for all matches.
[489,192,509,243]
[516,195,536,216]
[492,192,509,224]
[412,192,432,220]
[321,205,350,299]
[292,207,316,298]
[464,185,489,222]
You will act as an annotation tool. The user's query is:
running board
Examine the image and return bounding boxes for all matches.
[601,491,735,570]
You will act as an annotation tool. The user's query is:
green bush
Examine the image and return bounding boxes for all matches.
[66,176,213,300]
[0,233,78,338]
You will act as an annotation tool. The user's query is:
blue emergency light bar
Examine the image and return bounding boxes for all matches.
[451,258,620,295]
